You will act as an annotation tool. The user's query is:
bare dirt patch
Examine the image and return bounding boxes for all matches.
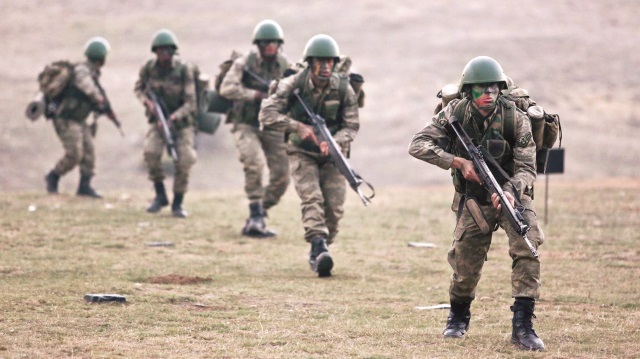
[147,274,212,285]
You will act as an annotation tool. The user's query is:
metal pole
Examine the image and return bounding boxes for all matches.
[544,174,549,225]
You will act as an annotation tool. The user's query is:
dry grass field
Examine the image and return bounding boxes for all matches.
[1,1,640,358]
[0,181,639,358]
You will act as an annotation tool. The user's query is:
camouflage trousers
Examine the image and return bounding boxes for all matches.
[52,118,95,177]
[232,124,289,209]
[143,124,197,193]
[447,192,544,303]
[289,151,346,244]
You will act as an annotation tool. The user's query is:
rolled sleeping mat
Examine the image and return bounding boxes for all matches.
[205,89,233,114]
[25,92,45,121]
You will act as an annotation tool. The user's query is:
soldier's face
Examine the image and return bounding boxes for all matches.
[310,58,334,84]
[155,47,174,65]
[257,40,280,60]
[470,83,499,111]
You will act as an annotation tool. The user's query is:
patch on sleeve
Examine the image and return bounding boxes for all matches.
[516,133,532,147]
[436,112,448,127]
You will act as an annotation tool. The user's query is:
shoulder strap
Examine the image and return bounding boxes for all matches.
[500,98,516,146]
[277,55,288,73]
[453,98,468,120]
[338,74,349,104]
[246,51,258,70]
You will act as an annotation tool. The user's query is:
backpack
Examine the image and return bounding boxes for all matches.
[191,63,222,135]
[336,55,365,108]
[38,60,75,101]
[214,50,243,93]
[436,84,562,174]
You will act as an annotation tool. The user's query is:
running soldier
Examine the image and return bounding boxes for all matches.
[44,37,112,198]
[408,56,546,351]
[259,34,360,277]
[219,20,290,237]
[134,29,197,218]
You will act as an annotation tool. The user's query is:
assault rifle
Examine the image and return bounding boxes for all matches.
[146,87,178,161]
[243,67,271,93]
[293,88,375,206]
[449,117,539,258]
[93,80,125,136]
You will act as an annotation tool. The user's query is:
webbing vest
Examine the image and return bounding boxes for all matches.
[287,68,349,153]
[451,97,517,203]
[231,52,287,127]
[143,59,194,128]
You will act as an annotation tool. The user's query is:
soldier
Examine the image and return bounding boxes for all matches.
[219,20,290,238]
[44,37,112,198]
[259,34,359,277]
[134,29,197,218]
[408,56,545,351]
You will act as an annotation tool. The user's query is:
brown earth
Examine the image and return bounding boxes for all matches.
[147,274,212,285]
[1,0,639,193]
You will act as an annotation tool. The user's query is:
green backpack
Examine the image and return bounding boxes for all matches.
[38,60,74,101]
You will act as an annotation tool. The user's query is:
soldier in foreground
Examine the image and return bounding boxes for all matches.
[219,20,290,238]
[134,29,197,218]
[44,37,112,198]
[259,34,359,277]
[408,56,545,351]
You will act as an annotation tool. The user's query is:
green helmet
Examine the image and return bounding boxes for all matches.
[303,34,340,62]
[252,20,284,44]
[151,29,179,52]
[84,37,110,61]
[458,56,507,93]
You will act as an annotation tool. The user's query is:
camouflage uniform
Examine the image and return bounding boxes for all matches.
[408,97,543,302]
[259,68,359,243]
[220,51,289,210]
[51,61,104,178]
[134,57,197,194]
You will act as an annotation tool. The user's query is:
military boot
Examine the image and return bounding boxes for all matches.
[45,170,60,194]
[147,181,169,213]
[443,301,471,338]
[309,236,333,277]
[76,174,102,199]
[171,192,188,218]
[511,298,545,351]
[241,202,276,238]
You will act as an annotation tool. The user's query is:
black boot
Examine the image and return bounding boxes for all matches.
[241,202,276,238]
[147,182,169,213]
[309,236,333,277]
[76,174,102,198]
[443,301,471,338]
[171,192,188,218]
[511,298,545,351]
[45,170,60,194]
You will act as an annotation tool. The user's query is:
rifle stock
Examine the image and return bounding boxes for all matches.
[243,67,270,93]
[146,88,179,162]
[449,117,539,258]
[293,88,374,206]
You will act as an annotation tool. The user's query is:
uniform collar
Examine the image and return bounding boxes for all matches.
[151,56,180,70]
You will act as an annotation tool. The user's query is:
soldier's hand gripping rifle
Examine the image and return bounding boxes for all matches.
[93,80,125,136]
[293,88,375,206]
[449,117,539,258]
[146,87,179,162]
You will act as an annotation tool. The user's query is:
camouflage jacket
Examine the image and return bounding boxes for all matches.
[58,61,105,122]
[134,57,196,127]
[220,51,288,127]
[408,97,536,201]
[259,69,359,154]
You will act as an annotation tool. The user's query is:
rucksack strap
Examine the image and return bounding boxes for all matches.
[499,97,516,147]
